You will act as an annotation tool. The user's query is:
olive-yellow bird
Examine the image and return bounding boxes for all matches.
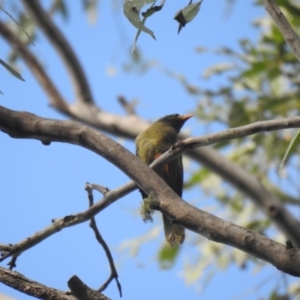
[135,114,192,246]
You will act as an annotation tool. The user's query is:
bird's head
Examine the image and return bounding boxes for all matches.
[157,114,193,133]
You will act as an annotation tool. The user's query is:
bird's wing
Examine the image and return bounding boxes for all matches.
[136,138,158,199]
[136,138,157,165]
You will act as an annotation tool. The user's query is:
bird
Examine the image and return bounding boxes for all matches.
[135,113,192,246]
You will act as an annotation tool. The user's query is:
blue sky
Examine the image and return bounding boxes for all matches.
[0,1,295,299]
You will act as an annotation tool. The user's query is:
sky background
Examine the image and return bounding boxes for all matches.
[0,1,297,299]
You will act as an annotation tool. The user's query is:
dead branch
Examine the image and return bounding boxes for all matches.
[85,183,122,297]
[117,96,137,116]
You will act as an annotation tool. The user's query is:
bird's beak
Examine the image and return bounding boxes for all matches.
[180,114,193,121]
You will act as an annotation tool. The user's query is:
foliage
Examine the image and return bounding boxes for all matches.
[121,0,300,295]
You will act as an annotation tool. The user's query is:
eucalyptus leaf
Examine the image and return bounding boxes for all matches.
[0,7,35,45]
[174,0,203,34]
[132,0,165,53]
[0,59,25,82]
[124,0,156,40]
[142,0,165,17]
[132,16,148,53]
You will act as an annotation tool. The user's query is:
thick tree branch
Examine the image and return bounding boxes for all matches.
[263,0,300,63]
[0,266,78,300]
[187,147,300,245]
[1,106,300,277]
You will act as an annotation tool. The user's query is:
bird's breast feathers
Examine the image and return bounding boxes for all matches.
[136,133,177,164]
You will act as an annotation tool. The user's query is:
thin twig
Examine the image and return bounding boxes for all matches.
[0,6,35,45]
[117,96,137,116]
[85,183,122,297]
[86,183,110,195]
[178,116,300,153]
[7,256,17,270]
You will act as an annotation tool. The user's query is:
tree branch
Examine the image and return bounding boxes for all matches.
[0,266,78,300]
[187,146,300,246]
[179,117,300,148]
[117,96,137,116]
[1,106,300,276]
[22,0,94,104]
[85,183,122,297]
[0,179,136,263]
[263,0,300,63]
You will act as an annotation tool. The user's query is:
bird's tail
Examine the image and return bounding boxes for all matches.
[163,214,185,246]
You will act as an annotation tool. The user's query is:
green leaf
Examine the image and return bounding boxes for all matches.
[174,0,203,34]
[0,59,25,82]
[142,0,165,17]
[158,244,180,269]
[124,0,156,40]
[131,0,165,52]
